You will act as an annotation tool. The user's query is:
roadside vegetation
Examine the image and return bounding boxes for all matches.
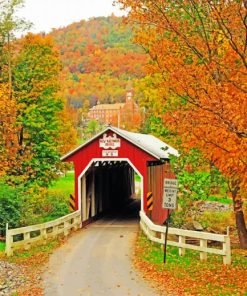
[48,171,74,196]
[118,0,247,249]
[0,242,5,252]
[0,237,67,295]
[134,232,247,296]
[0,172,74,238]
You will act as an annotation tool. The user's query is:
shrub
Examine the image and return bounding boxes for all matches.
[43,189,70,220]
[0,182,23,236]
[0,180,71,237]
[20,188,70,225]
[197,211,234,233]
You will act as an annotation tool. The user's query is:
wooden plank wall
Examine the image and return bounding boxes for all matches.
[147,161,176,225]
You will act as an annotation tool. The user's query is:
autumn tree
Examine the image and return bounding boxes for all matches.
[118,0,247,248]
[0,0,30,95]
[0,0,29,179]
[0,83,20,176]
[8,33,76,187]
[50,16,148,124]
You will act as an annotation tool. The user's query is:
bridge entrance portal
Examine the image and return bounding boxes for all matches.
[61,126,178,225]
[79,160,142,223]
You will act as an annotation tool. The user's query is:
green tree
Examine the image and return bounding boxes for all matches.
[10,33,65,187]
[83,119,104,140]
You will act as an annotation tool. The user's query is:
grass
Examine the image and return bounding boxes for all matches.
[10,239,60,260]
[135,232,247,296]
[0,241,5,251]
[49,171,74,196]
[135,173,141,182]
[207,195,232,204]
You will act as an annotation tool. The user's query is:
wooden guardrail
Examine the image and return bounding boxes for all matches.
[140,211,231,265]
[5,210,81,256]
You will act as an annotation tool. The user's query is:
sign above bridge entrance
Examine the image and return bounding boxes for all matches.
[99,133,121,149]
[99,133,121,157]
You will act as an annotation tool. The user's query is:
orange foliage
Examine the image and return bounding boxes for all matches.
[118,0,247,191]
[0,83,20,176]
[50,16,148,111]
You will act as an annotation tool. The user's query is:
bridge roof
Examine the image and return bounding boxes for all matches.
[61,125,179,161]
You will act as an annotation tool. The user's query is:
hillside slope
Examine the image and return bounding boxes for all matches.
[50,16,148,112]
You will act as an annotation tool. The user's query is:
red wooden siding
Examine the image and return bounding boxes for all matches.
[64,130,157,212]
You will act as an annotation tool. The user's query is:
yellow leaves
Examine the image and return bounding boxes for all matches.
[117,0,247,192]
[0,83,21,175]
[57,108,77,155]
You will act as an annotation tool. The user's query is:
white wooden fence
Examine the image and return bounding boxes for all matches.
[5,210,81,256]
[140,211,231,265]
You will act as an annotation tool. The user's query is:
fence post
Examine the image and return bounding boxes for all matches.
[53,223,59,238]
[200,239,207,261]
[223,227,231,265]
[75,214,81,230]
[41,226,48,245]
[5,223,13,257]
[72,216,78,231]
[24,232,30,250]
[161,233,165,250]
[179,235,185,256]
[64,221,70,237]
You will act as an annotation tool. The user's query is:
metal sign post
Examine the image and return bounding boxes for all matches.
[163,210,170,264]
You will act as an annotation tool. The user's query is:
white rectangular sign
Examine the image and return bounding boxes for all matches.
[162,178,178,209]
[102,150,118,157]
[164,179,178,188]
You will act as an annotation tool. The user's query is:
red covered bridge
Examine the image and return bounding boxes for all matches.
[61,126,178,225]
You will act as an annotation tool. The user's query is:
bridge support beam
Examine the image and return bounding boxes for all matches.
[91,170,96,217]
[81,175,86,222]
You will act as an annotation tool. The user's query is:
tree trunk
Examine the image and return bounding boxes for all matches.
[232,188,247,249]
[235,210,247,249]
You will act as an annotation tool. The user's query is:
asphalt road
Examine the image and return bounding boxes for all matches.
[43,203,159,296]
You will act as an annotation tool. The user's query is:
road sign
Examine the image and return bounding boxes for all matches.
[162,178,178,209]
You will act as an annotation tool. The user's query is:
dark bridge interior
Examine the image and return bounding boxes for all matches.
[82,161,141,221]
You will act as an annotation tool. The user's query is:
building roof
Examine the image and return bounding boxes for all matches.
[112,127,179,159]
[90,103,125,111]
[61,126,179,161]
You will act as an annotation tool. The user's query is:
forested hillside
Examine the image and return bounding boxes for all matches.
[50,16,148,112]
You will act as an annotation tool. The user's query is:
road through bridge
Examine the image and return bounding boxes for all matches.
[43,126,178,295]
[44,200,159,296]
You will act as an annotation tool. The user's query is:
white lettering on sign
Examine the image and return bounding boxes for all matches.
[99,133,121,149]
[102,150,118,157]
[162,178,178,209]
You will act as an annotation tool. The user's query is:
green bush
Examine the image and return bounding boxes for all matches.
[170,211,187,228]
[43,189,70,221]
[197,211,234,233]
[0,183,23,236]
[0,180,71,236]
[20,188,70,225]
